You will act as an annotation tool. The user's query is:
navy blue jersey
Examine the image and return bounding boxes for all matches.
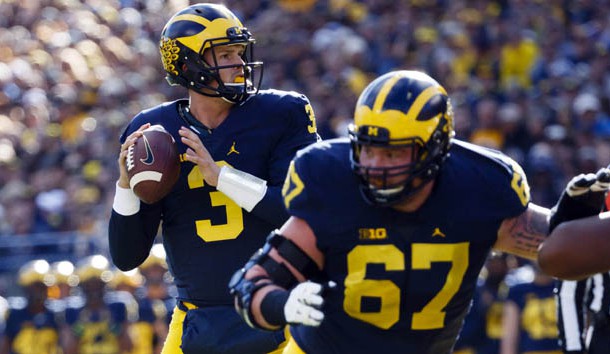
[281,138,530,354]
[3,301,60,354]
[109,90,318,305]
[506,281,560,353]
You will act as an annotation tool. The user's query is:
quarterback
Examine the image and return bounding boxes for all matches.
[108,4,318,354]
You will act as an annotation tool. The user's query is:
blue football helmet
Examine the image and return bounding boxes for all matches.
[159,3,263,103]
[348,70,455,206]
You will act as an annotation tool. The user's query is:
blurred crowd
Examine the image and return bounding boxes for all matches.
[0,0,609,246]
[0,246,176,353]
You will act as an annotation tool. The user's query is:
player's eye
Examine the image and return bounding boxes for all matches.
[387,149,405,159]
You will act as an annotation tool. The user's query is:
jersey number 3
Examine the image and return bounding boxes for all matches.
[344,243,469,330]
[187,161,244,242]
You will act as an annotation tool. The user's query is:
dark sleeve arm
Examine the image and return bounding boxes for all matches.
[250,186,288,227]
[250,95,319,227]
[108,206,161,271]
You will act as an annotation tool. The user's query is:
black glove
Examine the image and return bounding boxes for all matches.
[549,168,610,233]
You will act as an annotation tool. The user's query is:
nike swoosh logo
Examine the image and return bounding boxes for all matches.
[140,135,154,165]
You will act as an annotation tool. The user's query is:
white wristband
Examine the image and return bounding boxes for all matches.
[112,182,141,216]
[216,166,267,212]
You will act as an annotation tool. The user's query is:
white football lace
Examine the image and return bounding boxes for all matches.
[126,145,135,171]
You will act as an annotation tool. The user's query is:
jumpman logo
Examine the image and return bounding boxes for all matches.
[432,228,446,238]
[227,141,240,156]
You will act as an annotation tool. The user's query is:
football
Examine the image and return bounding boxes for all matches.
[126,125,180,204]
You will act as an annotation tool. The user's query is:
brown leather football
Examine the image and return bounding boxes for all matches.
[126,125,180,204]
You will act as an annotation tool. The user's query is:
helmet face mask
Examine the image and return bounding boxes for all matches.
[159,4,263,104]
[348,71,454,206]
[351,140,421,200]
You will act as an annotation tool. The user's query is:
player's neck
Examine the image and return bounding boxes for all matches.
[391,181,434,213]
[188,93,233,130]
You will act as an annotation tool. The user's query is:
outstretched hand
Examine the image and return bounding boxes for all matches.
[549,167,610,233]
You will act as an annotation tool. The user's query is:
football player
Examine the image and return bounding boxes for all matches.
[1,260,60,354]
[111,268,167,354]
[231,70,555,353]
[108,3,319,354]
[453,254,512,354]
[61,255,133,354]
[499,263,561,353]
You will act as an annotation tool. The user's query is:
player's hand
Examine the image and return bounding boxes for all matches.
[284,282,325,327]
[179,126,220,186]
[549,167,610,233]
[117,123,150,189]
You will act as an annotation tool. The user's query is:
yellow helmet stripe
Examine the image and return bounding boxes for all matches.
[173,17,240,53]
[372,73,402,113]
[405,85,447,123]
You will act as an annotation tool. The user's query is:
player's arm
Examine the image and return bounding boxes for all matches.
[0,325,11,354]
[108,123,160,271]
[499,298,520,354]
[60,323,78,354]
[230,216,326,330]
[250,99,319,226]
[108,301,133,353]
[538,213,610,279]
[493,203,550,261]
[179,97,318,226]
